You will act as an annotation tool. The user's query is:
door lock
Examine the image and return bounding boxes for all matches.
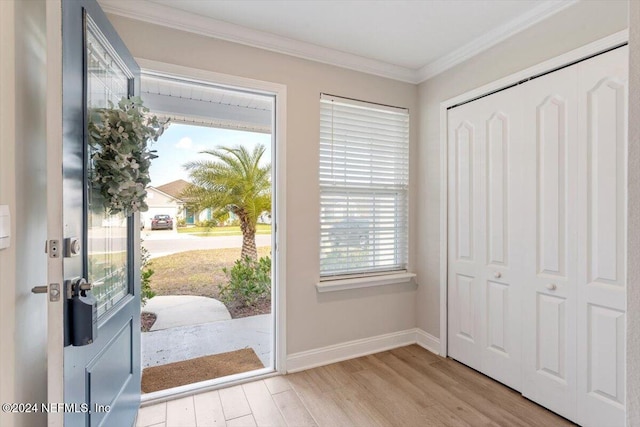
[65,277,97,346]
[64,237,81,257]
[66,277,92,299]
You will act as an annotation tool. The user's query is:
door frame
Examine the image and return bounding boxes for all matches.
[46,1,64,426]
[437,30,628,358]
[135,58,288,402]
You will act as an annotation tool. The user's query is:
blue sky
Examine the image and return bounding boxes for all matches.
[149,123,272,187]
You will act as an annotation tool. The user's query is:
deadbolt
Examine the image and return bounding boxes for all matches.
[31,283,61,302]
[64,237,81,257]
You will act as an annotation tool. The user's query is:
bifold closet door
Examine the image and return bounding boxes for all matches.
[575,46,628,427]
[447,87,525,391]
[447,45,628,427]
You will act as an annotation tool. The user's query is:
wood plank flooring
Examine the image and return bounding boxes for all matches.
[136,345,575,427]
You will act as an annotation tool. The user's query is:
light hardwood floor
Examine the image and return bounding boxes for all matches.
[136,345,575,427]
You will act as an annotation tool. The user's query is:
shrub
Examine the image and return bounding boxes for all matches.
[140,243,156,306]
[220,256,271,307]
[176,218,186,228]
[212,211,230,226]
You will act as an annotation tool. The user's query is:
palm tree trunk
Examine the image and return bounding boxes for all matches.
[239,215,258,260]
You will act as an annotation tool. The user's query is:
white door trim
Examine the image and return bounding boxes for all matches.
[134,57,288,374]
[46,1,65,426]
[438,29,629,357]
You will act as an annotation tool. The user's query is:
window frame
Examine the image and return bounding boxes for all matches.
[318,93,410,282]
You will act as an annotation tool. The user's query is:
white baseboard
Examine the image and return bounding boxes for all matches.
[286,328,441,373]
[415,328,441,355]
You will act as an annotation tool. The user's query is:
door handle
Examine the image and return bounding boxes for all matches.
[546,283,557,291]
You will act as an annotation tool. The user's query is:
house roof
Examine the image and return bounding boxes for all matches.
[154,179,191,201]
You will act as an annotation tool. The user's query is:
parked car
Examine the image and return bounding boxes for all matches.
[325,218,372,248]
[151,214,173,230]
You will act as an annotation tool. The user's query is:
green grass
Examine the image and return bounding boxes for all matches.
[177,224,271,237]
[147,247,271,298]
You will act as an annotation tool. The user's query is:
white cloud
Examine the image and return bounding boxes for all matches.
[175,137,193,149]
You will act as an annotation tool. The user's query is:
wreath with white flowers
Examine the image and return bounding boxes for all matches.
[88,96,169,216]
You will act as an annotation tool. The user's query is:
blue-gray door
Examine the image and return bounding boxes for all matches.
[62,1,141,426]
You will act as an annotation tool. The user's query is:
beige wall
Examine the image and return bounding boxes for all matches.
[107,14,420,354]
[416,0,629,337]
[0,1,17,426]
[0,1,48,426]
[627,0,640,424]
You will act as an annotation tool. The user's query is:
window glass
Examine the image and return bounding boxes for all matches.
[86,16,132,316]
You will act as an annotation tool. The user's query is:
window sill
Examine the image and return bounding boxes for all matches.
[316,272,416,293]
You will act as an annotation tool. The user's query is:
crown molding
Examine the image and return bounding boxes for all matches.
[98,0,418,83]
[99,0,578,85]
[416,0,579,82]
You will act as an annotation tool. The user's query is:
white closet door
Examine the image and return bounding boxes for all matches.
[447,46,628,425]
[448,99,485,372]
[448,89,524,390]
[520,63,579,421]
[576,46,628,427]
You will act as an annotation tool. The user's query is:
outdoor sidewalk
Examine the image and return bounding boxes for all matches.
[143,295,231,331]
[142,314,272,368]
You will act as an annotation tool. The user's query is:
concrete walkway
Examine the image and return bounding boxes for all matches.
[143,295,231,331]
[141,295,272,369]
[142,314,272,368]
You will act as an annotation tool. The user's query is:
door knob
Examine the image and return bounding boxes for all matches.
[494,272,502,279]
[546,283,557,291]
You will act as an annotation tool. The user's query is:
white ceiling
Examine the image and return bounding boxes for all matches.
[100,0,577,83]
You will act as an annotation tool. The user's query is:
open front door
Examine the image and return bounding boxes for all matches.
[47,1,141,426]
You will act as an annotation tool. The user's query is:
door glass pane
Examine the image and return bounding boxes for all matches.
[86,16,132,317]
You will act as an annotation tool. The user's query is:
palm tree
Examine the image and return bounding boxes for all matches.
[183,145,271,260]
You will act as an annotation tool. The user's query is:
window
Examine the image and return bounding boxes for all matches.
[319,94,409,278]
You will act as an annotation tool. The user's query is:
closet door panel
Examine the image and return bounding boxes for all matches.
[448,104,485,371]
[447,90,523,390]
[479,89,524,390]
[576,46,628,427]
[521,63,578,422]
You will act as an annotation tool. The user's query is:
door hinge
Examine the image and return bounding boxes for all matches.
[45,239,60,258]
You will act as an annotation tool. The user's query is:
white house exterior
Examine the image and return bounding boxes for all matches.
[143,186,183,229]
[145,179,214,227]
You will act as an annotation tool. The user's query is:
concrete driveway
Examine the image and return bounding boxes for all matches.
[142,230,272,258]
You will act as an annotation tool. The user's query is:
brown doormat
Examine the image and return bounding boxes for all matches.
[142,348,264,393]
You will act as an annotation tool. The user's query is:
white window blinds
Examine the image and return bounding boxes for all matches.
[319,94,409,278]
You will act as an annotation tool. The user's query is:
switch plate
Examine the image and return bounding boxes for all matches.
[0,205,10,250]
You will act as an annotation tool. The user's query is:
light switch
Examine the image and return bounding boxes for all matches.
[0,205,10,250]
